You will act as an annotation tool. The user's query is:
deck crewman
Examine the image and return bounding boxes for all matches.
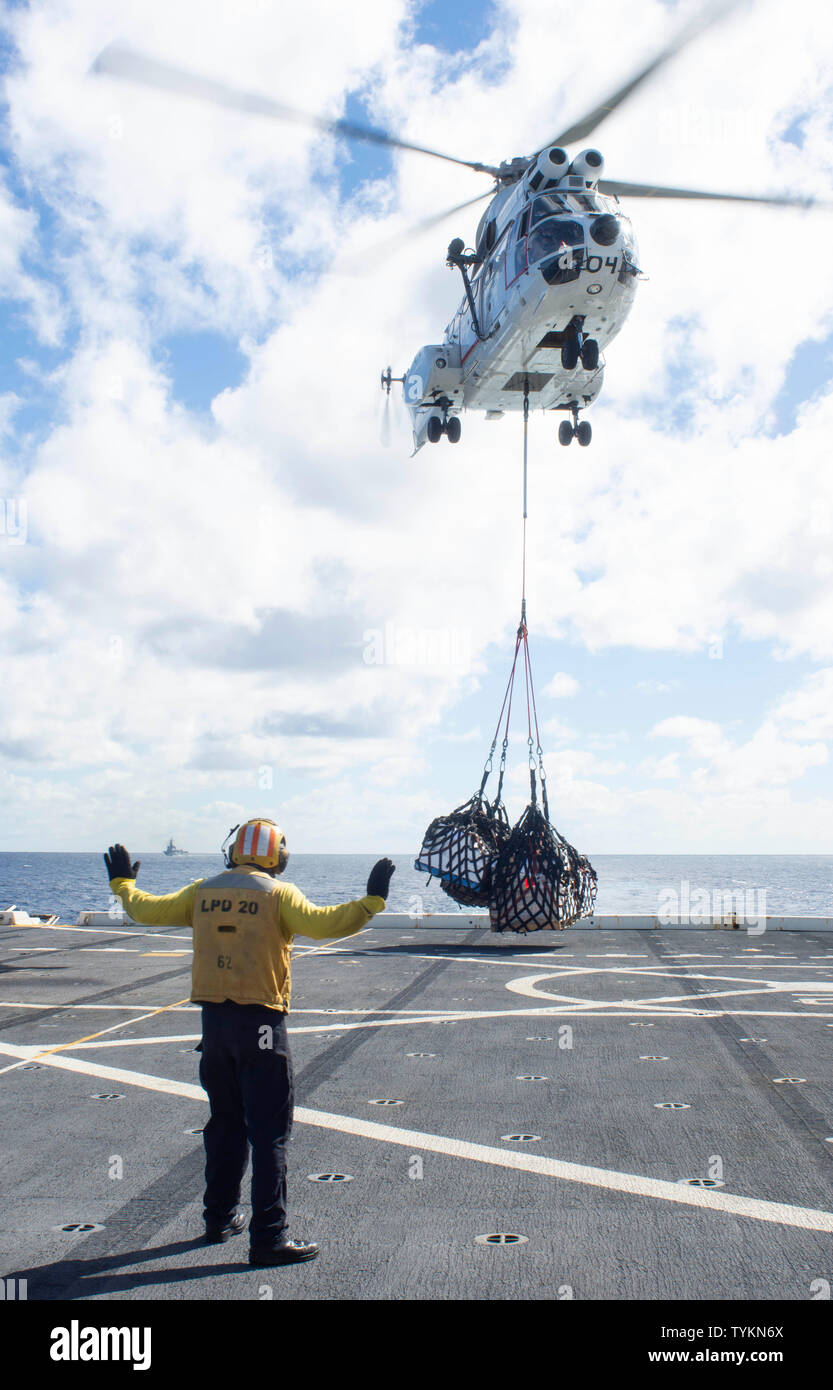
[105,819,395,1266]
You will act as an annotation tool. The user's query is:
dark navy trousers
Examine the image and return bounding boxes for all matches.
[198,1001,294,1243]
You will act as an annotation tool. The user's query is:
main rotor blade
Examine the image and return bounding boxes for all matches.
[548,0,742,148]
[91,43,501,178]
[398,188,496,237]
[599,179,831,210]
[337,189,494,275]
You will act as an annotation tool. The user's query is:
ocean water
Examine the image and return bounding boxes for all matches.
[1,852,832,923]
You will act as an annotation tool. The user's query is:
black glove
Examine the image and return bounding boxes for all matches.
[366,857,395,900]
[104,844,141,881]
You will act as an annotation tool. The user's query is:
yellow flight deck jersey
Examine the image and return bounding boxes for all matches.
[110,866,385,1011]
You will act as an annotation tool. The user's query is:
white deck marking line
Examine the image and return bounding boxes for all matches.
[0,995,193,1075]
[391,953,833,979]
[505,970,833,1004]
[5,1004,833,1055]
[0,1042,831,1234]
[541,966,833,981]
[3,995,833,1029]
[0,1001,199,1012]
[6,923,193,941]
[292,940,351,956]
[8,1006,833,1053]
[0,999,465,1018]
[5,1002,833,1057]
[617,989,789,1006]
[642,986,833,1004]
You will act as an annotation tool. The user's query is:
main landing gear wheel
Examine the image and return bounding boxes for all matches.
[580,339,599,371]
[576,420,592,446]
[561,338,579,371]
[446,416,461,443]
[558,420,574,446]
[426,416,443,444]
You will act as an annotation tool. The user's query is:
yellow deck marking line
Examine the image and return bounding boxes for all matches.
[140,951,191,957]
[0,997,191,1076]
[0,1041,831,1234]
[64,1034,202,1049]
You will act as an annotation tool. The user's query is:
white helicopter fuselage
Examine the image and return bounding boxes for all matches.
[403,164,641,450]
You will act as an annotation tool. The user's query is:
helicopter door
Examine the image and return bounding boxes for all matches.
[506,209,530,288]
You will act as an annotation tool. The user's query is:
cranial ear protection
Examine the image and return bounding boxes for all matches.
[222,818,289,874]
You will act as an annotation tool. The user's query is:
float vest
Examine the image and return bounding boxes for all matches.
[191,868,293,1010]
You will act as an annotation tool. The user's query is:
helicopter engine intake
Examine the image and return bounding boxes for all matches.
[526,146,570,192]
[567,148,605,186]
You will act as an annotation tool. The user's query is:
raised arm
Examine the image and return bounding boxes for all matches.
[278,883,383,941]
[279,858,396,941]
[105,842,201,928]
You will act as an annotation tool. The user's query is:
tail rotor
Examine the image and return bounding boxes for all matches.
[379,366,405,448]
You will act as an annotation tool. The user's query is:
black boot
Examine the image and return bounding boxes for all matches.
[249,1234,319,1266]
[204,1210,246,1244]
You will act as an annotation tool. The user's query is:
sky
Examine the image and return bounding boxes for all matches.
[1,0,832,855]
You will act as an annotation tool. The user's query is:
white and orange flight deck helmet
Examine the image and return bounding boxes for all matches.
[222,818,289,874]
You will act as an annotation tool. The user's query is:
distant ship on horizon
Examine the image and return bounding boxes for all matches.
[163,838,187,856]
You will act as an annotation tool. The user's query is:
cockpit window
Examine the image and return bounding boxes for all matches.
[527,217,585,267]
[531,193,569,226]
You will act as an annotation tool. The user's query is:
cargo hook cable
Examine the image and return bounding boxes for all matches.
[479,376,548,816]
[519,375,548,816]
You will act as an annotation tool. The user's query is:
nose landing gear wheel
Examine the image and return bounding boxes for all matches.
[558,420,574,446]
[445,416,461,443]
[426,416,443,444]
[576,420,592,446]
[580,339,599,371]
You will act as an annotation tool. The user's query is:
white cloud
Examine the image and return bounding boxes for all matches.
[0,0,832,850]
[638,752,681,780]
[651,713,828,792]
[544,671,579,697]
[0,171,64,344]
[772,667,833,741]
[540,716,577,743]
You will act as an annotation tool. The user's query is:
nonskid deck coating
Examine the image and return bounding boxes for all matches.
[1,916,832,1301]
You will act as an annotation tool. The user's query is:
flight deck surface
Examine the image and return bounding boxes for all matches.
[1,917,832,1301]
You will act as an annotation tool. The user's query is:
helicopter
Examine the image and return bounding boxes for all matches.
[92,1,827,452]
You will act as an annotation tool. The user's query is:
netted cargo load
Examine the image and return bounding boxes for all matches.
[489,798,597,933]
[414,791,511,907]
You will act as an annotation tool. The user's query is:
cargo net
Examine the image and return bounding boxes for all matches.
[414,793,511,908]
[489,799,597,933]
